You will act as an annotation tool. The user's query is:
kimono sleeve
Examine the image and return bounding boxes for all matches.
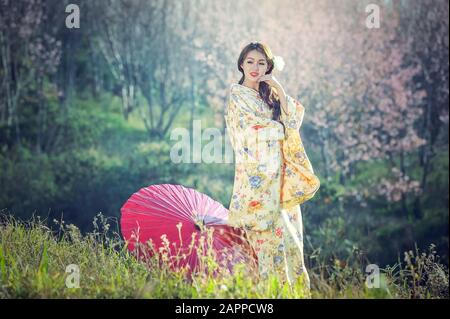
[279,94,320,209]
[280,95,306,131]
[224,92,285,151]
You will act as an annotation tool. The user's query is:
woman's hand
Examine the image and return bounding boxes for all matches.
[258,74,289,116]
[257,73,282,90]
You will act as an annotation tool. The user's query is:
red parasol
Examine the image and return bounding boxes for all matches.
[120,184,256,277]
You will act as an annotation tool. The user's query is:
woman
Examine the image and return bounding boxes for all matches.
[224,42,320,295]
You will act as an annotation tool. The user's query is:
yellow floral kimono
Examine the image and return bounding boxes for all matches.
[224,83,320,232]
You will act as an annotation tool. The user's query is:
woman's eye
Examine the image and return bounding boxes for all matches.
[247,61,265,65]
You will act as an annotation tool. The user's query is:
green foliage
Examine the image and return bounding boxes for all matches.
[0,93,196,230]
[303,150,449,270]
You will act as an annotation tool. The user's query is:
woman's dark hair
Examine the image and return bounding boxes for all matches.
[237,42,285,132]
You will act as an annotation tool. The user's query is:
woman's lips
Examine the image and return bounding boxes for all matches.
[250,72,259,77]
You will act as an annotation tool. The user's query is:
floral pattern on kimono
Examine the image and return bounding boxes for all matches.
[244,204,311,292]
[224,83,284,232]
[224,83,320,231]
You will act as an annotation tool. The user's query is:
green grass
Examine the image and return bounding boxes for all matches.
[0,213,448,299]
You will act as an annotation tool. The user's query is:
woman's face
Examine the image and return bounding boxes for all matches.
[240,50,269,83]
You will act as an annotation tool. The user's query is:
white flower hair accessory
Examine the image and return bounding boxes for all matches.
[273,55,285,71]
